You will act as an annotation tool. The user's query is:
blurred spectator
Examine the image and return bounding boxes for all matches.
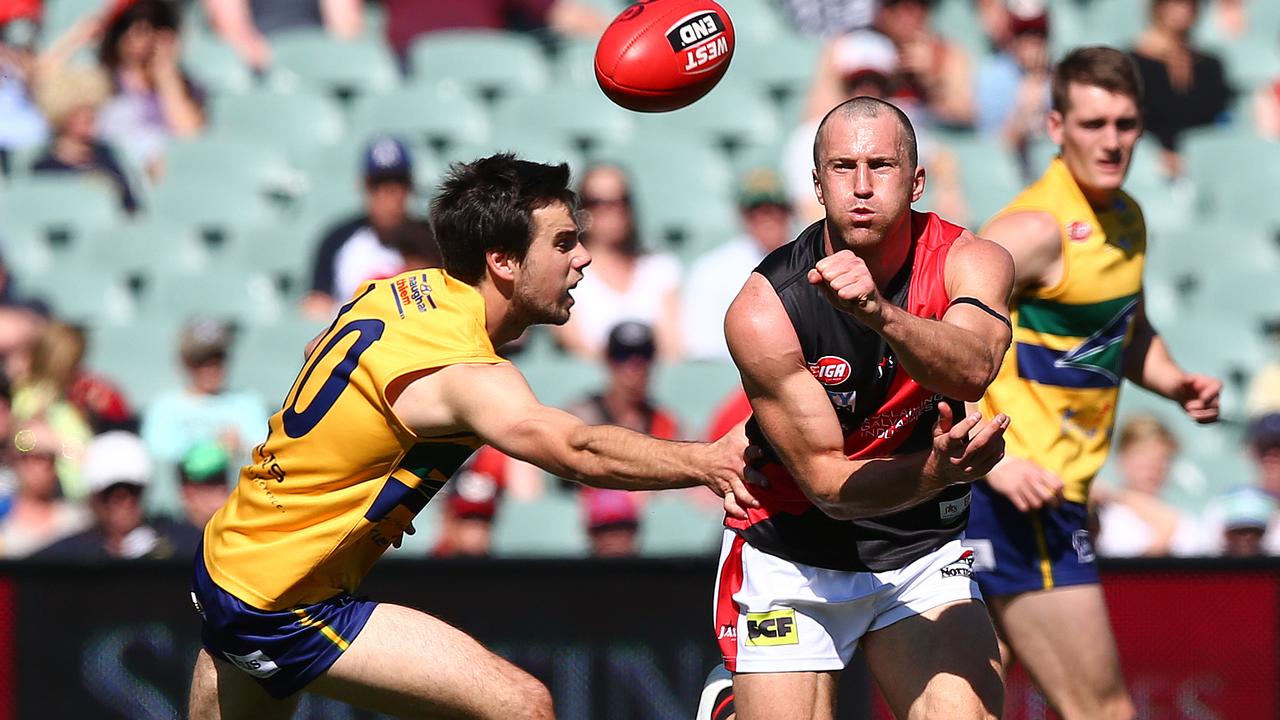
[302,137,442,319]
[95,0,205,174]
[36,2,204,177]
[1217,486,1275,557]
[8,322,97,499]
[433,446,506,558]
[380,0,607,62]
[203,0,362,71]
[1198,414,1280,554]
[566,322,679,440]
[176,439,231,530]
[140,318,267,473]
[562,322,683,547]
[777,0,877,37]
[1094,415,1203,557]
[789,30,967,223]
[1254,75,1280,140]
[37,431,188,559]
[975,2,1051,178]
[583,486,639,557]
[705,385,751,442]
[553,165,683,359]
[0,419,89,557]
[1130,0,1232,177]
[1246,354,1280,417]
[681,168,792,361]
[0,17,49,153]
[10,322,134,436]
[875,0,975,127]
[30,63,140,213]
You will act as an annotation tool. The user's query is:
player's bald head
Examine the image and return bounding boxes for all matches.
[813,97,918,170]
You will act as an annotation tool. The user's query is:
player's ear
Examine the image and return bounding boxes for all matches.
[911,165,926,203]
[486,248,517,283]
[1047,110,1065,147]
[812,168,825,206]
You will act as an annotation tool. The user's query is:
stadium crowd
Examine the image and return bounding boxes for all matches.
[0,0,1277,559]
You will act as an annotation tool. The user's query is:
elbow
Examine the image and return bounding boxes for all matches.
[952,353,1003,402]
[809,483,862,521]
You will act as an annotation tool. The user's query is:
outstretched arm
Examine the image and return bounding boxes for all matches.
[725,274,1008,520]
[392,362,759,514]
[810,233,1014,401]
[1123,301,1221,424]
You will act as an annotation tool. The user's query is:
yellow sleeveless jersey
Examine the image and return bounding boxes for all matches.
[204,269,503,610]
[979,158,1146,503]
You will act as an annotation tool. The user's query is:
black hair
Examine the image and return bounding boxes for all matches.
[98,0,181,72]
[430,153,577,285]
[813,96,919,170]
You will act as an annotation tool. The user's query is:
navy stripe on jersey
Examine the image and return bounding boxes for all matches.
[1014,342,1123,389]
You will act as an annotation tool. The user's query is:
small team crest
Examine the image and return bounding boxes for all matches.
[1067,221,1092,242]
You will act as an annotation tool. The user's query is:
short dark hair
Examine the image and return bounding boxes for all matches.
[813,96,918,169]
[1051,46,1144,115]
[99,0,181,72]
[430,154,577,285]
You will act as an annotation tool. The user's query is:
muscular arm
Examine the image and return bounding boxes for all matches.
[817,234,1014,401]
[392,362,750,495]
[725,274,1006,520]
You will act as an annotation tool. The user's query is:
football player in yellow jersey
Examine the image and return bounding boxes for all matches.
[187,155,758,720]
[964,47,1222,720]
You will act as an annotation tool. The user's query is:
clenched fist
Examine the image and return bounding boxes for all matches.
[807,250,884,321]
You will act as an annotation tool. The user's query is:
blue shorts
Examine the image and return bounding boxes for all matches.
[963,481,1099,598]
[190,544,378,699]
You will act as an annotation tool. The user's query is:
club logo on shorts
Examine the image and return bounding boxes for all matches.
[940,550,975,579]
[807,356,852,386]
[224,649,281,678]
[1073,529,1096,564]
[745,609,799,646]
[190,591,205,620]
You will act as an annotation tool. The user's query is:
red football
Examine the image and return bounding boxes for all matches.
[594,0,735,113]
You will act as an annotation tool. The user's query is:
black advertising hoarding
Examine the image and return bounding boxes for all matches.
[1,558,1276,719]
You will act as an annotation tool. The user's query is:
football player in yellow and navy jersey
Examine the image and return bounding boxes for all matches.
[187,155,758,720]
[965,47,1222,720]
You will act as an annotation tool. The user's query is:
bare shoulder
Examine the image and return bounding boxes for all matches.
[392,361,527,436]
[981,210,1061,251]
[725,273,802,378]
[952,229,1015,269]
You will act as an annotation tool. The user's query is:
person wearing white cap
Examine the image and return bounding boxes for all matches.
[36,431,184,560]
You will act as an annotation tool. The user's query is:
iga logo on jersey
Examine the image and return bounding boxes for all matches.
[808,356,851,386]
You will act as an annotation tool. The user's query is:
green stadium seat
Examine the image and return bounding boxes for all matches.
[929,132,1021,227]
[142,268,287,327]
[84,320,184,409]
[164,137,297,195]
[0,227,55,281]
[652,360,741,437]
[409,31,550,101]
[491,493,588,557]
[930,0,988,60]
[84,219,210,278]
[1183,130,1280,226]
[228,316,330,403]
[638,494,723,556]
[445,134,585,177]
[494,86,636,152]
[516,355,607,409]
[553,39,603,89]
[1148,222,1280,289]
[1084,0,1147,48]
[603,138,735,247]
[1194,270,1280,328]
[723,0,785,44]
[730,34,821,100]
[218,223,317,292]
[16,266,138,325]
[350,86,491,152]
[1205,38,1280,93]
[633,83,780,153]
[268,31,400,97]
[182,34,255,95]
[0,175,123,244]
[149,175,277,236]
[210,91,346,157]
